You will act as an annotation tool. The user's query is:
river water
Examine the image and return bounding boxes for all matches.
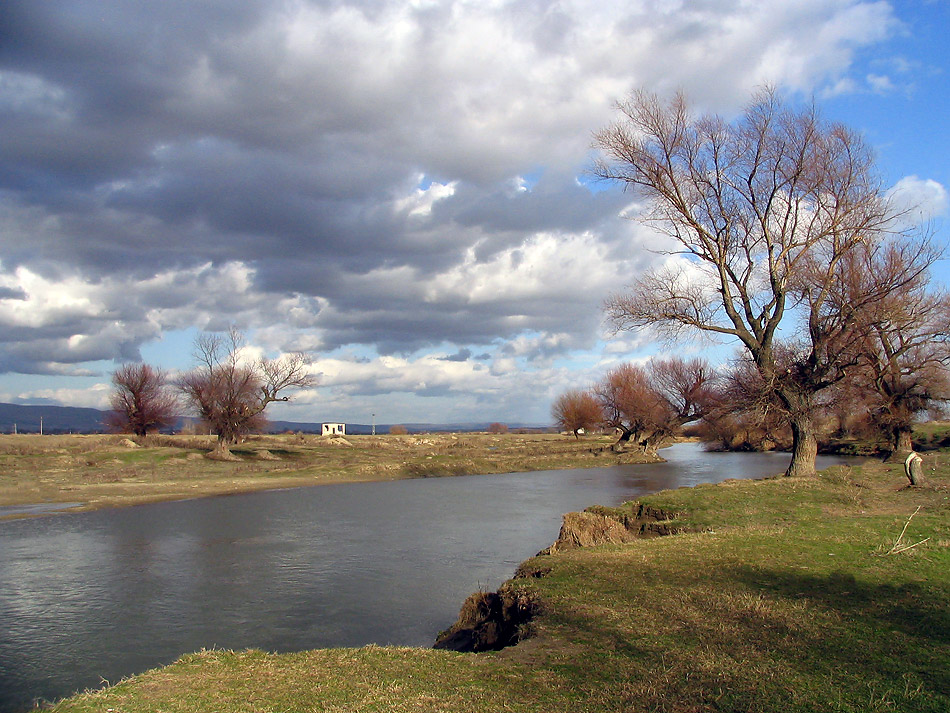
[0,443,853,711]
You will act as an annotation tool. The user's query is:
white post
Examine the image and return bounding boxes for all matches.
[904,451,923,486]
[372,413,376,436]
[40,416,43,436]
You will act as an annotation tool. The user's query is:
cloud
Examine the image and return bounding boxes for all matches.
[289,348,603,424]
[440,348,472,363]
[0,0,911,420]
[887,175,949,227]
[0,383,111,410]
[866,72,896,93]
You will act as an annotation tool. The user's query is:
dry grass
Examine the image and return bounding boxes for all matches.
[0,432,654,517]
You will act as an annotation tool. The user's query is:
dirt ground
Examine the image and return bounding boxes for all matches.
[0,431,654,518]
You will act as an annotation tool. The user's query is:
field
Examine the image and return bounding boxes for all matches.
[41,437,950,712]
[0,431,652,515]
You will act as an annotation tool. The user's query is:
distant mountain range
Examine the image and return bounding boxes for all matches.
[0,403,109,434]
[0,403,545,435]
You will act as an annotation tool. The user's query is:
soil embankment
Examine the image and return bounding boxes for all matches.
[433,587,537,652]
[434,500,692,651]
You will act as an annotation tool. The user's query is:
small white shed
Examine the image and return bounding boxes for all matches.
[322,423,346,436]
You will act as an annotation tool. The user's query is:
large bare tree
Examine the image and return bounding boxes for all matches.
[596,89,921,476]
[107,363,178,436]
[840,240,950,452]
[177,328,314,454]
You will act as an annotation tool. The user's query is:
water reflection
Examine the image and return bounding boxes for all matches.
[0,443,852,712]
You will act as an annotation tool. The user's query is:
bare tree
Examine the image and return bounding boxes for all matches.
[595,357,718,454]
[594,362,666,451]
[841,240,950,452]
[650,356,720,439]
[551,388,603,438]
[107,363,178,437]
[177,328,314,454]
[596,89,921,476]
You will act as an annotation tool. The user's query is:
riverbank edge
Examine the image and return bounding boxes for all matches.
[45,451,950,712]
[432,503,682,652]
[0,432,662,520]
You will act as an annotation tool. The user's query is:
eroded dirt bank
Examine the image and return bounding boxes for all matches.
[433,500,688,652]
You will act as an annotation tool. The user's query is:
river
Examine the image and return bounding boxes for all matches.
[0,443,853,711]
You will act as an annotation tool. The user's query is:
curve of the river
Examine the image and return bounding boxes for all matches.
[0,443,854,712]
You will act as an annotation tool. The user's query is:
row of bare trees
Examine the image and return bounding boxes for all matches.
[554,328,950,458]
[108,329,314,454]
[590,88,950,476]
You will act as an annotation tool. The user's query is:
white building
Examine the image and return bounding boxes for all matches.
[322,423,346,436]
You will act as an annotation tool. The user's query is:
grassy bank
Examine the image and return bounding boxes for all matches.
[46,449,949,712]
[0,432,649,516]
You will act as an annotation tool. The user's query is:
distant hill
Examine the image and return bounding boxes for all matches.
[0,403,547,435]
[0,403,108,434]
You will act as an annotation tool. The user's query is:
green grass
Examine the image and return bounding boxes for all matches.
[47,450,950,712]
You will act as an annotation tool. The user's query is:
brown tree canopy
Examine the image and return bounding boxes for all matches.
[551,388,602,438]
[596,89,925,476]
[595,362,665,449]
[698,356,792,452]
[839,240,950,452]
[595,357,718,453]
[176,329,314,450]
[107,363,179,437]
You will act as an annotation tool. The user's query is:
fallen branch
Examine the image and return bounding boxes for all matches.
[888,538,931,555]
[886,506,930,555]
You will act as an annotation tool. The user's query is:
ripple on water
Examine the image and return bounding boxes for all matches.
[0,503,84,519]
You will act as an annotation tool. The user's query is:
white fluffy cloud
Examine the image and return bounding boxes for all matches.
[887,175,950,227]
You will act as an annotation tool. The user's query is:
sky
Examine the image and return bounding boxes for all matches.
[1,0,948,426]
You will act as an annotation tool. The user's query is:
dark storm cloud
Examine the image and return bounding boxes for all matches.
[440,348,472,362]
[0,2,271,193]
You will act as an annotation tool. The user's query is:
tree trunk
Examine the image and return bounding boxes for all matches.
[612,428,634,453]
[209,430,238,459]
[893,427,914,454]
[786,416,818,477]
[905,452,923,486]
[640,431,665,456]
[211,439,232,458]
